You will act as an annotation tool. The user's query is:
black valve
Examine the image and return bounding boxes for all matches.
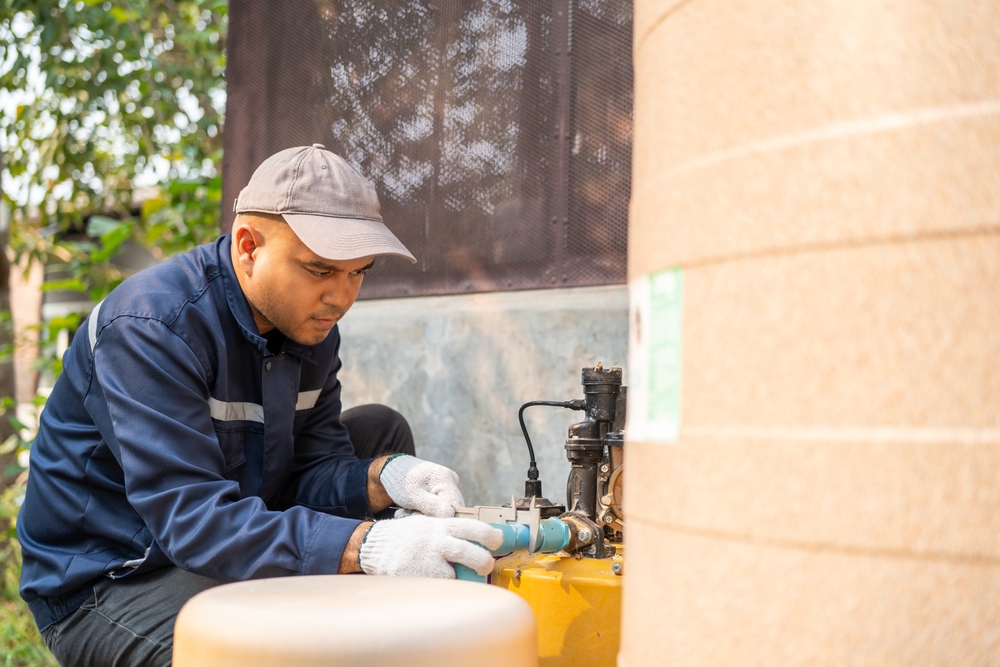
[565,366,622,521]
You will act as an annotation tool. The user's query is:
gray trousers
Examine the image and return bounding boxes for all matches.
[42,567,218,667]
[41,404,414,667]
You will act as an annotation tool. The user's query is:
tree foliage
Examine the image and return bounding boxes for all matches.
[1,0,227,298]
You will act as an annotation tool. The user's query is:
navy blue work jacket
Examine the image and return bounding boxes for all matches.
[18,235,372,631]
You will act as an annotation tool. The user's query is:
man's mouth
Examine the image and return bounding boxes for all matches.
[311,311,343,328]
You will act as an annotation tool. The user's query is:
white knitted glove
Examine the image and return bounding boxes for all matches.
[379,455,465,518]
[359,515,504,578]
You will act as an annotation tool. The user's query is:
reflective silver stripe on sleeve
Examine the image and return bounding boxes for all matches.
[88,300,104,352]
[208,397,265,423]
[295,389,322,411]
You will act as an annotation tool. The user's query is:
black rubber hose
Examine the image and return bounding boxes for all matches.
[518,399,586,481]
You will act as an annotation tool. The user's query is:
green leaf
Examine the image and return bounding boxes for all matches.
[166,180,201,195]
[41,279,88,293]
[3,463,26,478]
[0,435,20,456]
[109,6,131,23]
[91,222,134,262]
[46,313,82,331]
[86,215,127,238]
[6,416,27,433]
[140,195,169,219]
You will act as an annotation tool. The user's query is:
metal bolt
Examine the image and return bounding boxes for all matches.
[603,515,614,524]
[600,464,610,473]
[577,528,593,543]
[612,563,623,575]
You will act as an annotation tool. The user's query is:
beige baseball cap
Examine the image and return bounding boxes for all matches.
[233,144,416,263]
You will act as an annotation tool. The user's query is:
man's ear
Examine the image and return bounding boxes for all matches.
[232,220,262,277]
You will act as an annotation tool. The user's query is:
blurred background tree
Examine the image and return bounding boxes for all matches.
[0,1,227,662]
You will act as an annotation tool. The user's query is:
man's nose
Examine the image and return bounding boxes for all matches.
[321,275,353,309]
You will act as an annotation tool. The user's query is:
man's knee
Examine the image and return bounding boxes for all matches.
[341,404,416,459]
[41,567,221,667]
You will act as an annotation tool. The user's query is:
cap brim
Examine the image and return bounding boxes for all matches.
[281,213,417,263]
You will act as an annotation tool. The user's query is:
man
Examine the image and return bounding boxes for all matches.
[18,144,502,667]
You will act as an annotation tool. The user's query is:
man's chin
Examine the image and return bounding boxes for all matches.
[283,327,334,347]
[298,333,333,347]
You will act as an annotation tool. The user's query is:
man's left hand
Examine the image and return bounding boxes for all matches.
[377,455,465,518]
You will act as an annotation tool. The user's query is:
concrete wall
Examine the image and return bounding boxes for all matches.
[623,1,1000,665]
[337,285,628,507]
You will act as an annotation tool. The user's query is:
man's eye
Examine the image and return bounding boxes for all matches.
[308,269,331,277]
[351,269,369,277]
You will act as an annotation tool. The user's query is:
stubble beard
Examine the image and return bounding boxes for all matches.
[246,292,345,347]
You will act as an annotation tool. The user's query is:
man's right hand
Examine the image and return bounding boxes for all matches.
[356,515,504,578]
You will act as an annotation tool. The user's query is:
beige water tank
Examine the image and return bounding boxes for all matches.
[173,576,538,667]
[623,1,1000,665]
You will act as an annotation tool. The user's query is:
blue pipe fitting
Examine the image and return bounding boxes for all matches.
[536,517,571,553]
[494,522,531,555]
[454,519,572,582]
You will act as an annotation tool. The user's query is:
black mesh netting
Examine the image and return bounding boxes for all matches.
[223,0,632,299]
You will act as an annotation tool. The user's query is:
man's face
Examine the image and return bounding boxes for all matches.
[235,217,373,346]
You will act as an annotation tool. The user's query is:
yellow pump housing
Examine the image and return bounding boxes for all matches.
[492,548,623,667]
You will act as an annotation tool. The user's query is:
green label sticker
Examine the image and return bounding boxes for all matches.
[627,268,683,442]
